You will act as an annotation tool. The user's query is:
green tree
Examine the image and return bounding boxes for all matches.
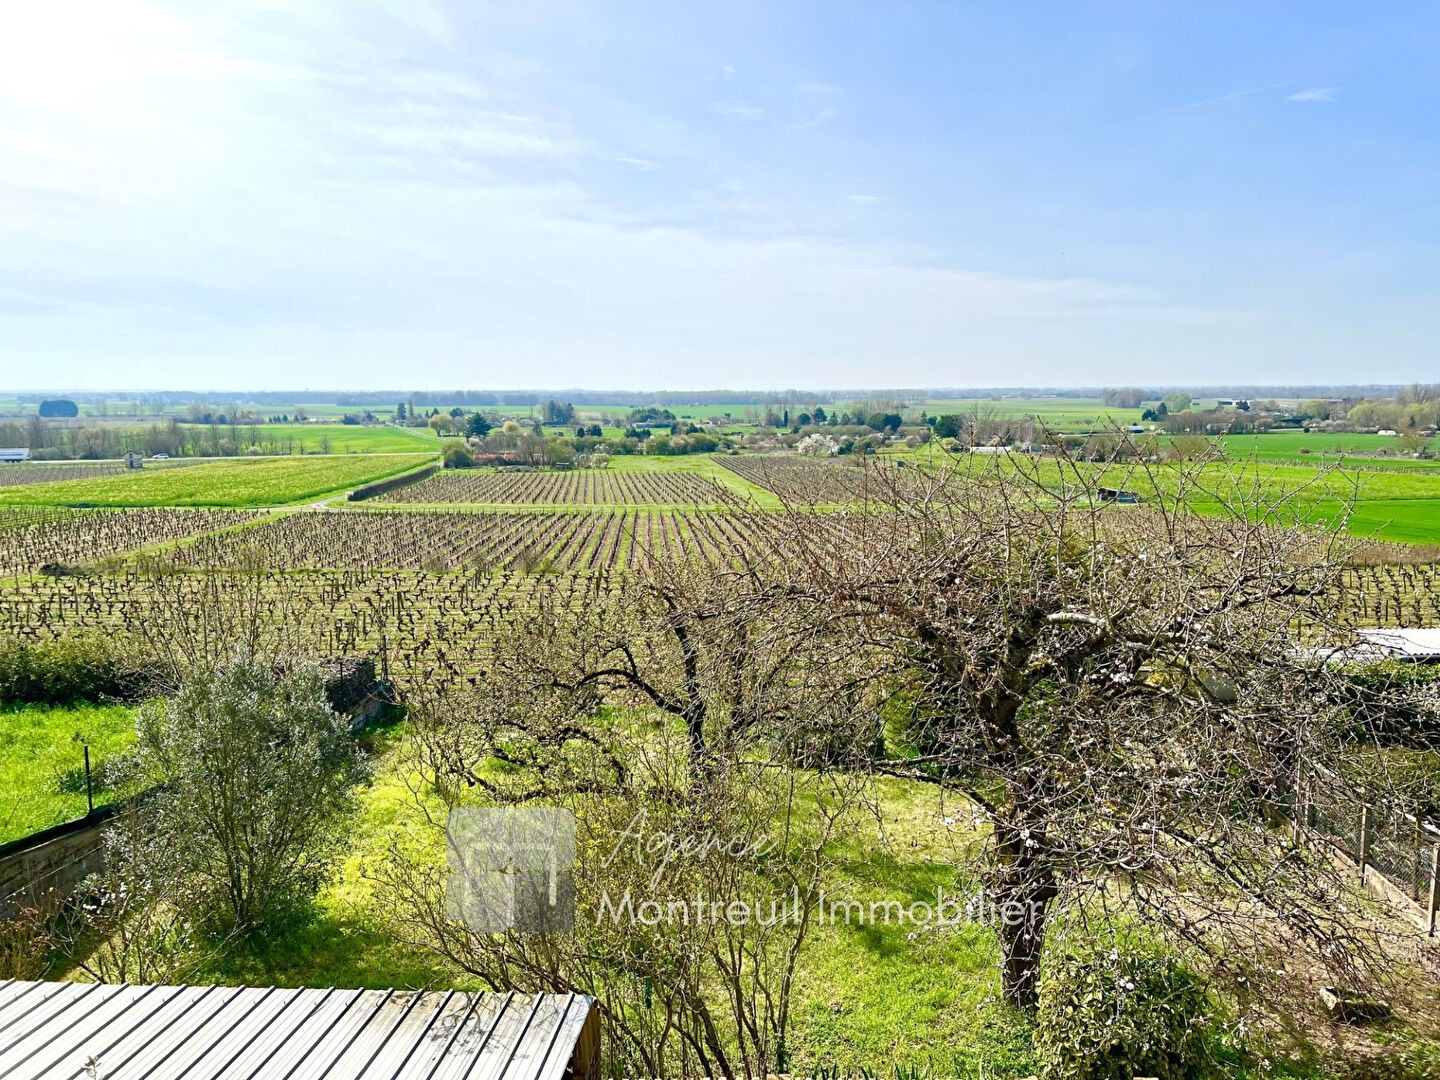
[131,653,367,932]
[1161,392,1192,414]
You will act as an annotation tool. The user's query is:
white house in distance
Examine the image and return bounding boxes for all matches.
[0,448,30,462]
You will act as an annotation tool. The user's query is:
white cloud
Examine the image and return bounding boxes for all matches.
[708,102,767,120]
[793,109,840,130]
[797,81,840,95]
[721,65,736,79]
[0,0,1279,392]
[847,194,881,205]
[1288,87,1339,103]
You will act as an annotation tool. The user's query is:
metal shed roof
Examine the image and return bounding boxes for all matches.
[1357,627,1440,662]
[0,980,596,1080]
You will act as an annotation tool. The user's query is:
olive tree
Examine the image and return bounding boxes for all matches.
[131,651,368,932]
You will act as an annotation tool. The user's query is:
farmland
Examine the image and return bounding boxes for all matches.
[1217,431,1440,471]
[0,507,261,578]
[4,447,1440,1079]
[378,468,749,507]
[166,509,766,572]
[0,453,435,507]
[0,462,127,486]
[177,422,440,454]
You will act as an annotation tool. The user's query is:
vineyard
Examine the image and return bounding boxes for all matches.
[0,507,262,578]
[157,508,764,572]
[0,565,614,679]
[376,468,743,507]
[0,462,126,486]
[6,450,1440,692]
[716,455,877,503]
[1334,562,1440,626]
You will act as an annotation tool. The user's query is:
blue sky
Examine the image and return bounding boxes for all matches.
[0,1,1436,391]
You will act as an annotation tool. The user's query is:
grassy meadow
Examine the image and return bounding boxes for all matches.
[189,730,1041,1075]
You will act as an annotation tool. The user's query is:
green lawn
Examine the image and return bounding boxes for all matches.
[0,703,137,844]
[0,454,436,507]
[181,734,1040,1075]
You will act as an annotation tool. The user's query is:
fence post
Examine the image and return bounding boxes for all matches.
[1428,844,1440,935]
[1416,819,1426,901]
[84,744,93,816]
[1358,804,1370,885]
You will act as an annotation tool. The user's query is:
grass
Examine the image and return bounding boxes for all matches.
[922,397,1146,432]
[176,731,1039,1073]
[0,453,436,507]
[178,423,440,454]
[0,703,137,844]
[1217,432,1440,470]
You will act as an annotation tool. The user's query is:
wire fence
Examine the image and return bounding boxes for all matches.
[1298,761,1440,933]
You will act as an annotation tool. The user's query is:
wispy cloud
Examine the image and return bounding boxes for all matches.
[793,109,840,131]
[1070,81,1294,137]
[847,194,881,205]
[708,101,766,120]
[797,81,840,95]
[1288,87,1339,103]
[721,65,736,79]
[610,154,659,170]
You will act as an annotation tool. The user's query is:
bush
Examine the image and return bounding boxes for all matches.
[443,444,473,469]
[1036,941,1215,1080]
[0,634,149,706]
[130,652,369,932]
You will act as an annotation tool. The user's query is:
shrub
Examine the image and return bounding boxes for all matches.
[443,444,473,469]
[130,651,369,932]
[1036,941,1215,1080]
[0,634,149,706]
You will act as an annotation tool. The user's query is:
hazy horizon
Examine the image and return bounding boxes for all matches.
[1,383,1421,401]
[3,2,1437,391]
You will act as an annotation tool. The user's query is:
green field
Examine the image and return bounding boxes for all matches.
[0,703,137,844]
[177,422,440,454]
[922,397,1146,431]
[1217,431,1439,469]
[0,453,436,507]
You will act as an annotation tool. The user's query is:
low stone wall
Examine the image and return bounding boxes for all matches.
[0,809,114,918]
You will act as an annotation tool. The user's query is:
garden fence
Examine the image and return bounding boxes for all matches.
[1295,760,1440,934]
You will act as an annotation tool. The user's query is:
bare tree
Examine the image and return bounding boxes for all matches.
[749,448,1416,1011]
[376,555,869,1079]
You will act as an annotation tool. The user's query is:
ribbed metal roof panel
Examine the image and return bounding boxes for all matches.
[0,982,594,1080]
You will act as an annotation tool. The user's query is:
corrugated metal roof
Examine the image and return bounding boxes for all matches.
[1358,627,1440,661]
[0,980,594,1080]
